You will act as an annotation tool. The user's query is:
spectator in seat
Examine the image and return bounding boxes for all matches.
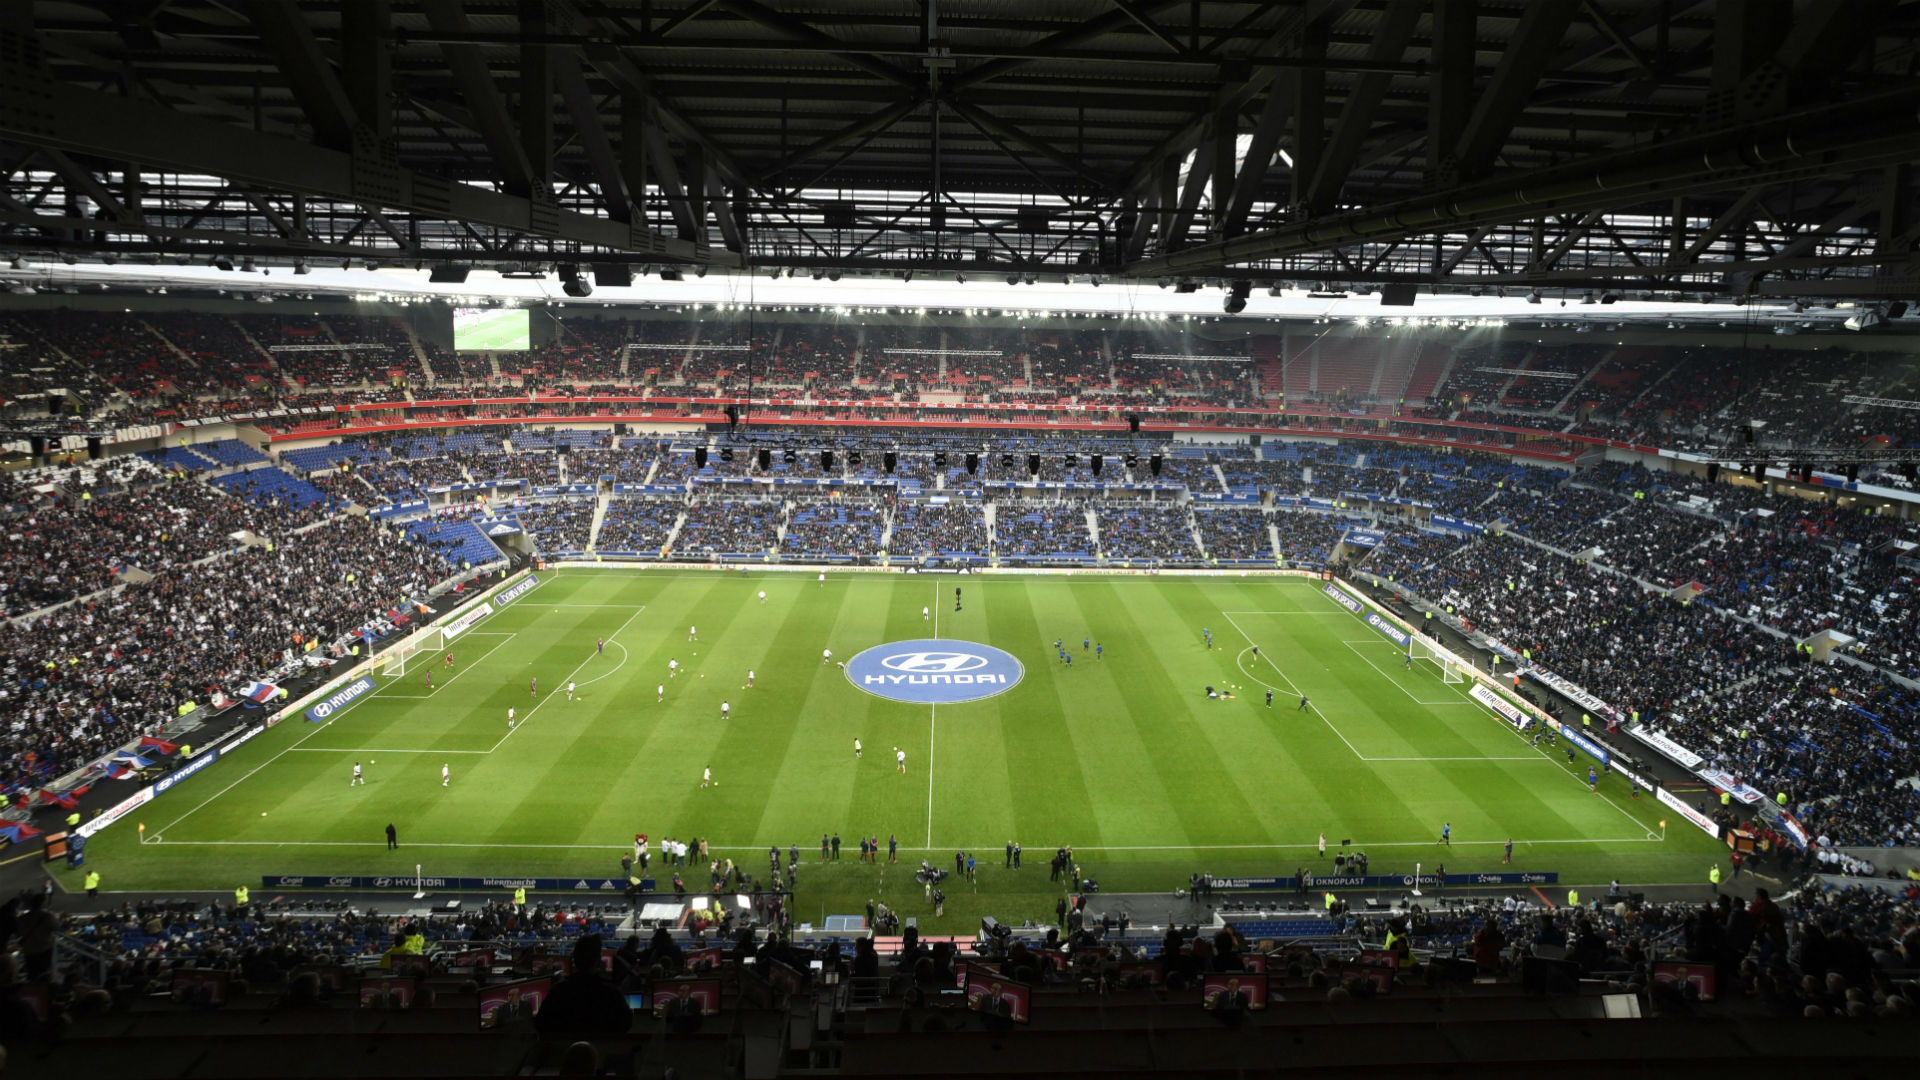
[534,933,633,1034]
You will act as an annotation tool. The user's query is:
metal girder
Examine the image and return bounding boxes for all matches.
[652,0,721,38]
[1679,188,1761,264]
[1579,0,1658,79]
[245,0,360,151]
[709,0,922,90]
[1425,0,1474,185]
[1162,148,1211,252]
[1773,198,1878,262]
[1436,225,1493,276]
[0,70,723,264]
[1111,0,1188,56]
[1302,0,1420,214]
[638,104,700,241]
[519,0,555,192]
[942,99,1116,196]
[1122,0,1354,201]
[760,95,928,189]
[1219,81,1294,238]
[421,0,539,199]
[38,148,127,222]
[340,0,392,143]
[556,51,632,223]
[941,0,1185,97]
[238,191,303,241]
[1452,2,1578,181]
[1124,188,1160,261]
[1127,84,1920,278]
[576,42,748,190]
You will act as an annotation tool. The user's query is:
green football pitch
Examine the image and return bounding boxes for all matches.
[452,309,529,352]
[74,570,1719,925]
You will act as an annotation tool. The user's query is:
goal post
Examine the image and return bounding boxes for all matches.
[1408,637,1468,683]
[381,626,448,678]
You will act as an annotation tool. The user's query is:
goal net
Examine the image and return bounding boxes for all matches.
[1408,637,1468,683]
[381,626,448,678]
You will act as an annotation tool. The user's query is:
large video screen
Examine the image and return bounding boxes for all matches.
[454,307,530,351]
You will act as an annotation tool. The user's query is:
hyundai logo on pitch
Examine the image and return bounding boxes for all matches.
[845,639,1024,704]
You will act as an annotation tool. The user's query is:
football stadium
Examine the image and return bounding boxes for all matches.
[1,2,1918,1075]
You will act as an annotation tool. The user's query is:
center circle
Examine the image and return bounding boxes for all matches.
[844,638,1025,704]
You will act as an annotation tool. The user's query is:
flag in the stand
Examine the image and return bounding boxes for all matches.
[241,681,280,704]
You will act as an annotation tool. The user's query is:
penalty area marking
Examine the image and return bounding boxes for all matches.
[151,608,646,836]
[1223,619,1543,764]
[382,631,516,698]
[490,604,647,752]
[1339,639,1476,707]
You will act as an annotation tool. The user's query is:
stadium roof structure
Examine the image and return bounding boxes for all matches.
[1,1,1918,305]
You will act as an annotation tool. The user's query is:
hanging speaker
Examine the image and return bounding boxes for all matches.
[1797,463,1812,483]
[1000,453,1014,470]
[87,436,103,460]
[883,450,897,474]
[1091,453,1103,476]
[1063,454,1076,470]
[965,452,979,475]
[933,451,948,469]
[758,448,771,470]
[783,448,797,465]
[1705,462,1719,483]
[1125,453,1139,469]
[720,446,734,463]
[1026,454,1040,476]
[30,436,47,457]
[821,450,834,471]
[694,446,708,468]
[1150,454,1163,477]
[1127,415,1140,433]
[848,450,861,468]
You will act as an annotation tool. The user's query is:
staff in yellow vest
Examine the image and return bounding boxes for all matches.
[235,885,250,907]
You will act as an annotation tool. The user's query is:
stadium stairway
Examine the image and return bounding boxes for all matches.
[399,319,434,381]
[1268,521,1284,558]
[223,317,288,385]
[1210,462,1231,494]
[1550,347,1611,416]
[661,509,689,552]
[1083,505,1101,555]
[587,489,611,548]
[137,316,199,377]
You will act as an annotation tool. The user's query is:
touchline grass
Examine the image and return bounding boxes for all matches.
[73,570,1724,927]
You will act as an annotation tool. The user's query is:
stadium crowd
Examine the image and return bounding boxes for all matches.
[0,515,451,799]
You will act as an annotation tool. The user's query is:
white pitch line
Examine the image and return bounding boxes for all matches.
[489,604,648,752]
[146,835,1662,852]
[928,580,940,848]
[1304,581,1668,839]
[149,669,387,834]
[1219,609,1361,615]
[381,631,516,698]
[1339,639,1474,707]
[574,639,632,688]
[288,747,491,754]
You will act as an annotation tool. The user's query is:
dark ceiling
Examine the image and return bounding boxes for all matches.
[1,1,1918,298]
